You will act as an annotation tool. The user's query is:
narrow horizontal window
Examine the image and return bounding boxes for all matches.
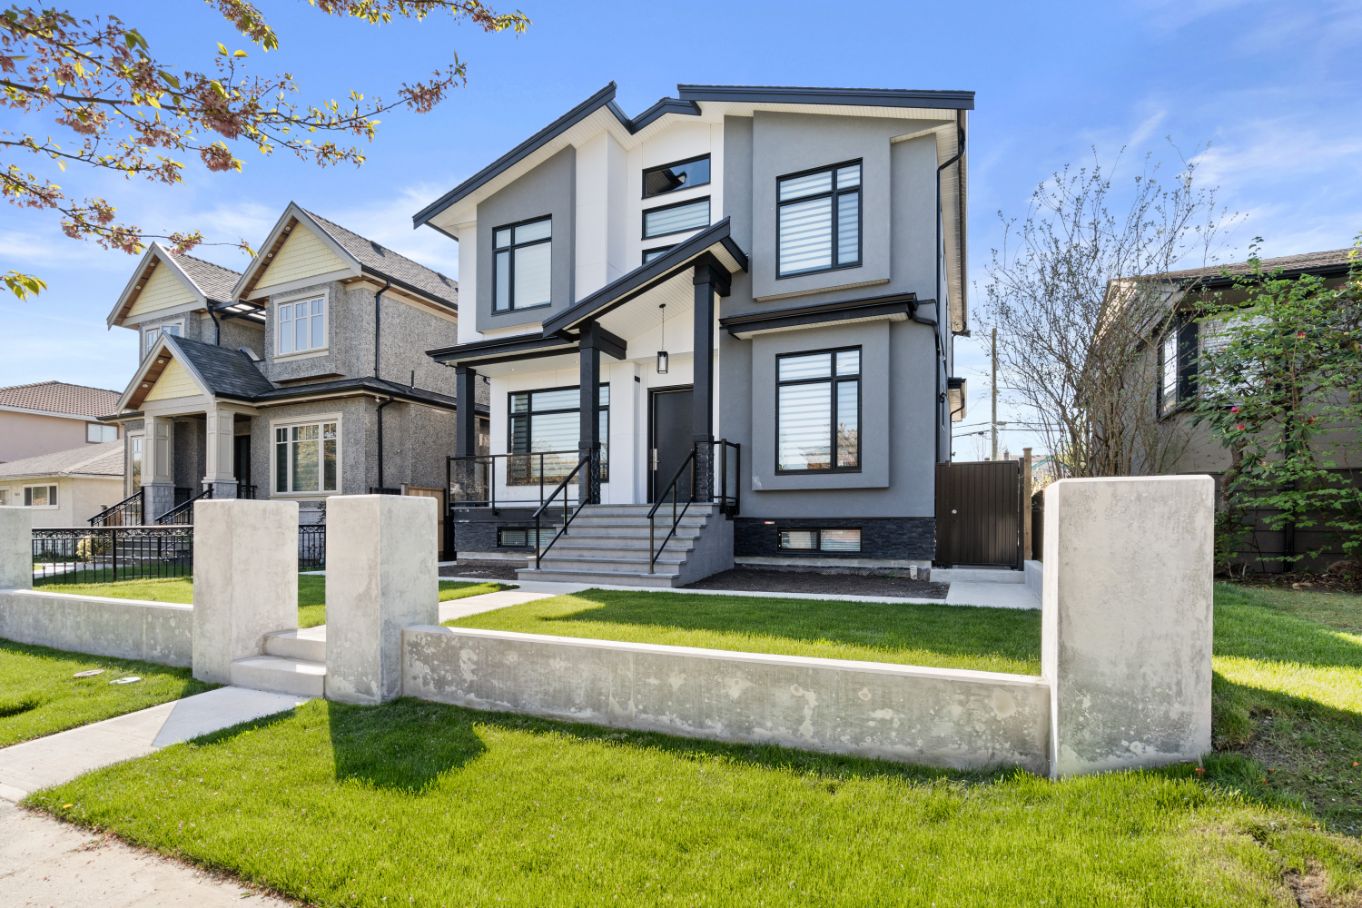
[777,161,862,277]
[497,527,547,548]
[643,155,710,199]
[493,216,552,312]
[776,527,862,553]
[643,197,709,240]
[642,245,674,264]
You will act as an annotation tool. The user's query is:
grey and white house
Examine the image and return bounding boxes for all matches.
[102,203,485,531]
[418,83,971,583]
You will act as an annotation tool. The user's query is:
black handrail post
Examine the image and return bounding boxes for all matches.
[111,529,118,582]
[539,452,545,509]
[490,456,497,511]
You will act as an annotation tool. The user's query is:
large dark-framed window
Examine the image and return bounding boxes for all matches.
[492,216,552,312]
[777,160,862,278]
[776,347,861,473]
[642,196,709,240]
[507,384,610,484]
[643,154,711,199]
[1157,321,1198,417]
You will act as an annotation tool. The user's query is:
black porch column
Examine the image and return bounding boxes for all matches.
[453,364,479,502]
[578,322,603,504]
[692,257,729,500]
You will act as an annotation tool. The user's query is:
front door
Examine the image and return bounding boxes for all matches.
[649,387,693,503]
[233,435,251,496]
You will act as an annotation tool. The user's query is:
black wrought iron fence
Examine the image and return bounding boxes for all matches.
[32,526,194,584]
[299,524,326,570]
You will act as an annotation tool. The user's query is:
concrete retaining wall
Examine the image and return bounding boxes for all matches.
[403,626,1051,773]
[0,589,192,667]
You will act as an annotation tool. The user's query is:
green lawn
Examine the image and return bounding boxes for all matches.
[0,640,212,748]
[449,589,1042,674]
[35,575,509,629]
[24,583,1362,905]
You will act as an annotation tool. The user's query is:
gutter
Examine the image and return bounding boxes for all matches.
[373,279,393,492]
[926,115,965,463]
[376,397,396,492]
[908,297,944,463]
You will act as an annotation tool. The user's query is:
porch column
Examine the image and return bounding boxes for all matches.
[452,365,480,504]
[578,322,603,505]
[202,405,239,499]
[141,413,175,521]
[692,258,728,500]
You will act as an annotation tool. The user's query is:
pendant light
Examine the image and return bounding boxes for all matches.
[656,303,670,374]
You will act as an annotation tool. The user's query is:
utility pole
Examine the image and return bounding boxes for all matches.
[990,326,999,461]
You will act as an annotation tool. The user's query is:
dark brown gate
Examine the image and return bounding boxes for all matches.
[935,460,1023,568]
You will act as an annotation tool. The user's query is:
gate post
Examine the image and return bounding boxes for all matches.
[0,506,33,591]
[1042,476,1214,778]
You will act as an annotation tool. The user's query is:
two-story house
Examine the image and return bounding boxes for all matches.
[419,83,971,584]
[103,203,485,531]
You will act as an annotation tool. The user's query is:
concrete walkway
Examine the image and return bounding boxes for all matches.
[438,588,563,622]
[0,687,305,801]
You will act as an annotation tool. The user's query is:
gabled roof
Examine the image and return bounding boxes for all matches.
[119,334,273,411]
[106,243,244,327]
[1138,247,1358,287]
[0,380,120,419]
[233,203,457,308]
[0,440,123,479]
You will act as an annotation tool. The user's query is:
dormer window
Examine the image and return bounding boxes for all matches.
[493,216,552,312]
[276,295,328,356]
[141,321,183,356]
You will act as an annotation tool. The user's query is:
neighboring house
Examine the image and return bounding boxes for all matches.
[418,82,971,582]
[104,204,486,528]
[0,381,120,463]
[0,441,124,527]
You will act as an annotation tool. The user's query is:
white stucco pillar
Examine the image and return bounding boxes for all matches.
[1042,475,1215,778]
[324,494,438,704]
[202,405,239,499]
[192,499,299,684]
[0,506,33,590]
[142,413,175,520]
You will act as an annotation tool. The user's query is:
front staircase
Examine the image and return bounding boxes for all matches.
[516,503,733,587]
[229,626,327,697]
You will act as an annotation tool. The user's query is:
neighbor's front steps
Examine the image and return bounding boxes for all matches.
[229,627,326,698]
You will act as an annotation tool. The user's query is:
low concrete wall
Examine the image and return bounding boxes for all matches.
[1024,560,1043,601]
[403,627,1051,773]
[0,589,192,667]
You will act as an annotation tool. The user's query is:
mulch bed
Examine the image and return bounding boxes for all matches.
[439,560,525,582]
[685,566,948,600]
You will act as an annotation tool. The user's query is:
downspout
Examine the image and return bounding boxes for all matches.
[932,112,965,462]
[376,397,396,492]
[373,280,393,492]
[207,306,222,345]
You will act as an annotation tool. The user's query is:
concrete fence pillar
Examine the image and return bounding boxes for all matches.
[1042,475,1215,778]
[325,494,438,705]
[0,507,33,591]
[192,499,298,684]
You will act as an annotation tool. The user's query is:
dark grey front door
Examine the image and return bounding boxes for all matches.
[650,387,693,503]
[233,435,251,494]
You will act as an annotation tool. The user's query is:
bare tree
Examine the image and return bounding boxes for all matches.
[983,149,1231,477]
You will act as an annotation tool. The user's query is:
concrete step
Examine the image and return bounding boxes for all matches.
[550,535,699,553]
[263,627,326,662]
[229,655,326,698]
[540,551,688,570]
[569,516,711,531]
[580,504,716,517]
[515,567,682,588]
[551,523,706,541]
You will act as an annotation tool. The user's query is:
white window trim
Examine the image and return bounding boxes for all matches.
[86,422,117,444]
[22,484,59,509]
[273,289,330,360]
[269,413,342,498]
[141,320,185,356]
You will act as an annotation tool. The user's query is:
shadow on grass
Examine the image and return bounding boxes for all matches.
[537,589,1042,666]
[327,699,487,793]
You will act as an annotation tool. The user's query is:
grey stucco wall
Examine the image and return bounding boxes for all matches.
[216,316,265,359]
[475,147,576,333]
[251,397,373,502]
[261,280,356,383]
[375,401,455,491]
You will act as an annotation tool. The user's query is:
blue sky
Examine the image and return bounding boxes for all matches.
[1,0,1359,458]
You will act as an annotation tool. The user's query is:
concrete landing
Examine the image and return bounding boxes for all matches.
[0,687,306,801]
[438,589,562,622]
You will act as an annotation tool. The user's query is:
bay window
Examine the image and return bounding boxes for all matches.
[274,420,339,494]
[776,348,861,472]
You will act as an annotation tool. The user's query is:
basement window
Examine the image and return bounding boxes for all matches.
[777,527,861,553]
[497,527,545,548]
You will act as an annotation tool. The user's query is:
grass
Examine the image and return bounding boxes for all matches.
[34,575,509,629]
[22,583,1362,906]
[448,589,1042,674]
[0,640,212,748]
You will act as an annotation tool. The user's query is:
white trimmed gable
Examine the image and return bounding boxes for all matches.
[252,221,352,294]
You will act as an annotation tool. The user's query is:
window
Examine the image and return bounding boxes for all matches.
[273,420,339,494]
[497,527,547,548]
[86,423,117,444]
[1158,322,1198,416]
[493,216,552,312]
[643,197,709,240]
[128,434,144,494]
[0,490,7,505]
[642,245,674,265]
[778,527,862,553]
[24,485,57,507]
[141,322,183,355]
[276,296,327,356]
[643,155,710,198]
[507,385,609,484]
[776,348,860,472]
[777,161,861,277]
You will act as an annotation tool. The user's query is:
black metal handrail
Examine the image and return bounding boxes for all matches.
[448,449,583,511]
[647,439,742,573]
[531,449,598,568]
[647,446,698,573]
[89,489,144,527]
[157,485,213,525]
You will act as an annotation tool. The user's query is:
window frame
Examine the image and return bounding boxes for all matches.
[270,415,341,496]
[86,422,117,444]
[776,527,863,554]
[506,384,610,485]
[774,346,863,475]
[491,215,553,313]
[641,154,711,199]
[141,320,184,357]
[642,245,675,265]
[641,196,710,241]
[775,159,863,279]
[23,484,58,508]
[274,291,329,358]
[1157,321,1198,418]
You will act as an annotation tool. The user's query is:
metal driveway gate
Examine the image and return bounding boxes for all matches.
[935,459,1023,568]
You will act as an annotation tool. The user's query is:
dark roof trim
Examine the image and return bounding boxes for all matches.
[946,376,966,390]
[629,97,701,132]
[254,377,469,411]
[412,82,618,228]
[427,331,576,366]
[677,84,975,111]
[543,218,747,335]
[1179,261,1355,291]
[719,292,917,338]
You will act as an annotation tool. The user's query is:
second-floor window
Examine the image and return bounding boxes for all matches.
[141,322,182,356]
[777,161,862,277]
[643,197,709,240]
[493,216,552,312]
[24,485,57,507]
[643,155,711,198]
[277,296,327,356]
[1158,322,1197,416]
[86,423,117,443]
